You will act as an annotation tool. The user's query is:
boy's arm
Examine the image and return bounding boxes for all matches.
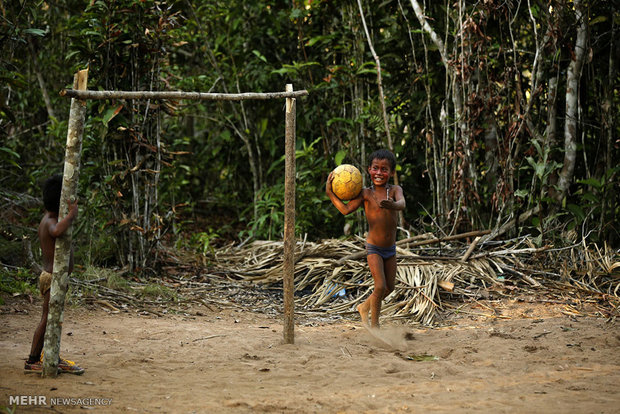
[326,172,363,215]
[379,185,405,211]
[47,200,78,238]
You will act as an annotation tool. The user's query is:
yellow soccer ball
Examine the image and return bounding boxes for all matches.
[331,164,362,200]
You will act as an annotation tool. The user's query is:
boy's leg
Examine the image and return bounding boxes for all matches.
[25,290,49,372]
[366,254,387,328]
[29,290,50,361]
[357,254,396,328]
[25,290,84,375]
[383,255,397,299]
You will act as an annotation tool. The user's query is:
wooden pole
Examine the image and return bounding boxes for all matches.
[58,82,308,346]
[60,89,308,101]
[283,84,296,344]
[42,68,89,377]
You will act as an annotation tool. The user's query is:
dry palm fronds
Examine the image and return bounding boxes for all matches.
[540,240,620,303]
[201,234,620,324]
[71,233,619,324]
[201,237,518,324]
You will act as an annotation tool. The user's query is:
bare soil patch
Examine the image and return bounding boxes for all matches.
[1,296,619,413]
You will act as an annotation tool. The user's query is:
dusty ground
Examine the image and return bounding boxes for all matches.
[1,295,619,413]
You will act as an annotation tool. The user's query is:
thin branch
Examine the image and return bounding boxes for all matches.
[356,0,393,150]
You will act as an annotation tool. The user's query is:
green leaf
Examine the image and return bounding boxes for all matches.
[577,178,603,189]
[102,105,124,126]
[271,67,297,76]
[290,8,303,19]
[23,28,46,37]
[590,16,607,25]
[252,50,267,63]
[0,147,20,159]
[356,68,378,75]
[514,189,529,198]
[334,150,347,165]
[306,35,330,47]
[65,50,80,61]
[327,117,354,127]
[566,204,585,222]
[259,118,268,137]
[82,30,102,37]
[531,140,543,157]
[582,193,599,203]
[525,156,536,168]
[534,163,545,179]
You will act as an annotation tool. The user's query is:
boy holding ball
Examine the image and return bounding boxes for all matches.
[326,149,405,328]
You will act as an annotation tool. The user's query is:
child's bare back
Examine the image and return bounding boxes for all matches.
[38,202,77,274]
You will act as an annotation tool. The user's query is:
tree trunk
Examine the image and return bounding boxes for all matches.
[28,43,56,120]
[545,74,560,198]
[410,0,450,227]
[356,0,404,226]
[484,110,499,189]
[409,0,448,67]
[555,0,588,203]
[356,0,392,150]
[601,19,617,240]
[42,68,88,378]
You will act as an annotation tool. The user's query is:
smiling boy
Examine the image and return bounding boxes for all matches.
[326,149,405,328]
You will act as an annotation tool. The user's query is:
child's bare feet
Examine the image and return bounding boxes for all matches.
[357,302,370,326]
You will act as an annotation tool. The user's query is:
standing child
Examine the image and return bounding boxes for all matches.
[24,174,84,374]
[326,149,405,329]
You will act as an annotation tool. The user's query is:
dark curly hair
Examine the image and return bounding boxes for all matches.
[368,149,396,171]
[42,175,63,214]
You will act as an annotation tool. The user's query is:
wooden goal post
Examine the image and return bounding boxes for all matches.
[43,71,307,377]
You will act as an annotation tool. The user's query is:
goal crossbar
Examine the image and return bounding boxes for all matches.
[60,89,308,101]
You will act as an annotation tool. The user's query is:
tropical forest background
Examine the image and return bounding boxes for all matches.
[1,0,618,278]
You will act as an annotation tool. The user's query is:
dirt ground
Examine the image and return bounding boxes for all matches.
[1,295,619,413]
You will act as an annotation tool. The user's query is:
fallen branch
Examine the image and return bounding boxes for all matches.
[192,334,226,342]
[480,206,541,244]
[461,236,481,262]
[497,265,542,287]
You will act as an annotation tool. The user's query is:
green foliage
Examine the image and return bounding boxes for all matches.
[140,283,177,300]
[2,403,17,414]
[76,266,131,292]
[189,230,220,256]
[568,166,620,241]
[244,183,285,241]
[242,137,336,240]
[107,273,131,292]
[2,0,618,274]
[516,139,563,205]
[0,268,37,299]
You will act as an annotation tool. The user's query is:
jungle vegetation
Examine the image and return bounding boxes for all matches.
[1,0,618,272]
